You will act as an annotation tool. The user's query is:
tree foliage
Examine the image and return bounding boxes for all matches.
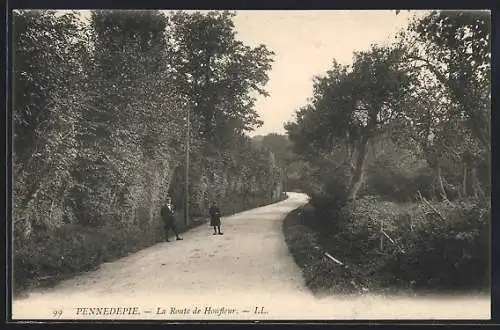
[286,45,415,200]
[398,10,491,198]
[13,10,281,292]
[13,10,89,233]
[404,11,490,151]
[166,11,274,144]
[252,133,292,165]
[286,10,491,202]
[282,11,490,295]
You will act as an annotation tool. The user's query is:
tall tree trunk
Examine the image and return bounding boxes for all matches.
[346,143,356,175]
[371,138,377,159]
[462,163,468,197]
[347,136,369,201]
[470,163,484,198]
[436,166,447,201]
[344,142,351,164]
[471,166,478,198]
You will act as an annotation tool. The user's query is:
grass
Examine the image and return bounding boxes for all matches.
[282,205,362,296]
[13,218,207,298]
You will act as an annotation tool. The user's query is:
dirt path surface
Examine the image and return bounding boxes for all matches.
[12,193,490,320]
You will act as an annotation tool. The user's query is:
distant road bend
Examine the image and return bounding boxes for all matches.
[13,192,489,320]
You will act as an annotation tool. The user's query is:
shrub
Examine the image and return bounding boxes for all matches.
[289,195,490,294]
[363,152,435,202]
[382,198,490,291]
[307,165,350,216]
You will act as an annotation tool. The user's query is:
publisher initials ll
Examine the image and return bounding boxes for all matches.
[254,306,266,314]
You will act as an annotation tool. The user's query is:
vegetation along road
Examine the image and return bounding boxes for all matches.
[13,193,489,320]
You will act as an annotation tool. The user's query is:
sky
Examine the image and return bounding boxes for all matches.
[59,9,425,137]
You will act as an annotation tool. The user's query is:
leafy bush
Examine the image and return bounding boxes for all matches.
[361,146,437,202]
[306,164,351,215]
[348,197,489,292]
[381,198,490,290]
[284,196,490,295]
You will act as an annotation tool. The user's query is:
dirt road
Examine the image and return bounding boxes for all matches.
[12,192,490,320]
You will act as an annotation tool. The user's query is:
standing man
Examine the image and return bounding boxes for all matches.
[161,196,183,242]
[209,201,223,235]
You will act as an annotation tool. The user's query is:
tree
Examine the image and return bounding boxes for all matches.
[88,10,182,158]
[398,10,491,198]
[13,10,90,232]
[166,11,274,145]
[287,46,415,200]
[254,133,292,166]
[71,10,186,225]
[346,46,416,200]
[409,11,490,149]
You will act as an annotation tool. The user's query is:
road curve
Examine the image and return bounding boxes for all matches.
[12,192,489,320]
